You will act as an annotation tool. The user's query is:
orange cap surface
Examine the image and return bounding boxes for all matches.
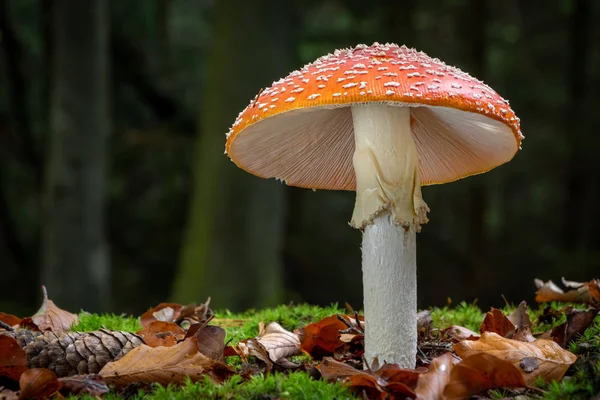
[226,43,523,190]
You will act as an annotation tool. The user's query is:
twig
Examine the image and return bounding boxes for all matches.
[337,314,363,335]
[0,321,14,331]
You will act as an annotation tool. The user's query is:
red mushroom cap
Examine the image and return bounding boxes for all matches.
[226,43,523,190]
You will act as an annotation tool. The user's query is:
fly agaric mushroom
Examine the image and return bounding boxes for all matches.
[225,43,523,369]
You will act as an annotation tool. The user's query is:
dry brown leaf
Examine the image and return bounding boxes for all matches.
[140,303,183,327]
[238,322,301,368]
[98,335,232,388]
[19,368,62,399]
[0,388,18,400]
[59,374,109,396]
[480,308,515,337]
[136,321,185,347]
[513,326,536,343]
[319,357,417,399]
[535,278,600,307]
[0,335,28,381]
[140,299,214,330]
[256,322,301,362]
[28,286,78,332]
[0,313,21,328]
[442,325,480,343]
[454,332,577,385]
[414,352,453,400]
[508,301,532,329]
[443,353,525,400]
[296,315,349,359]
[190,325,227,363]
[551,308,599,347]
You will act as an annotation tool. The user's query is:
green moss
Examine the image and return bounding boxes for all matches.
[78,373,356,400]
[67,303,600,399]
[71,312,141,332]
[215,303,344,344]
[430,301,484,332]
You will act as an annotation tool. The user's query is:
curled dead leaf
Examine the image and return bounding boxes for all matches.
[136,321,185,347]
[480,308,515,337]
[414,352,453,400]
[238,322,301,369]
[442,325,480,343]
[19,368,62,400]
[58,374,109,396]
[535,278,600,307]
[27,286,78,332]
[443,353,525,400]
[0,388,18,400]
[454,332,577,385]
[140,303,183,328]
[296,315,349,359]
[551,308,599,347]
[0,313,21,328]
[507,301,532,330]
[140,298,214,330]
[318,357,417,399]
[0,335,27,381]
[192,325,227,363]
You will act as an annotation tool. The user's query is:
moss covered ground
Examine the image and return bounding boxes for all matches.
[71,302,600,399]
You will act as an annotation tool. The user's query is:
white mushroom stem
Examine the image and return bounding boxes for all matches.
[350,104,429,369]
[362,213,417,369]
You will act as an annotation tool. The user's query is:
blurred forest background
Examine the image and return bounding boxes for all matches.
[1,0,599,315]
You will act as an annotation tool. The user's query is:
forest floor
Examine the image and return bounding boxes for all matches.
[0,279,599,399]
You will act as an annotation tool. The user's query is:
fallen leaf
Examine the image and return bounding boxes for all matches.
[192,325,227,363]
[333,333,364,365]
[59,374,109,396]
[443,353,525,400]
[0,388,18,400]
[0,336,27,381]
[256,322,301,362]
[136,321,185,347]
[140,303,183,328]
[480,308,515,337]
[442,325,480,342]
[414,352,453,400]
[0,313,21,328]
[551,308,599,347]
[140,299,214,330]
[318,357,417,399]
[454,332,577,385]
[238,322,301,369]
[19,368,62,399]
[178,298,214,328]
[535,278,600,307]
[99,335,232,388]
[513,325,536,343]
[28,286,78,332]
[296,315,349,359]
[374,363,420,393]
[508,301,532,330]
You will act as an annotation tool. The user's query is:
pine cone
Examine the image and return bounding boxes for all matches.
[25,329,144,377]
[1,328,43,348]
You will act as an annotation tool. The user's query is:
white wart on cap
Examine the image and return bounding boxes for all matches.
[226,42,523,194]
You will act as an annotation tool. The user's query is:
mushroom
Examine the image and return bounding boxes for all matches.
[225,43,523,369]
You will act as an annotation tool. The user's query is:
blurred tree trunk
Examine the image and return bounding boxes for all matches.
[42,0,110,312]
[563,0,591,255]
[172,0,294,310]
